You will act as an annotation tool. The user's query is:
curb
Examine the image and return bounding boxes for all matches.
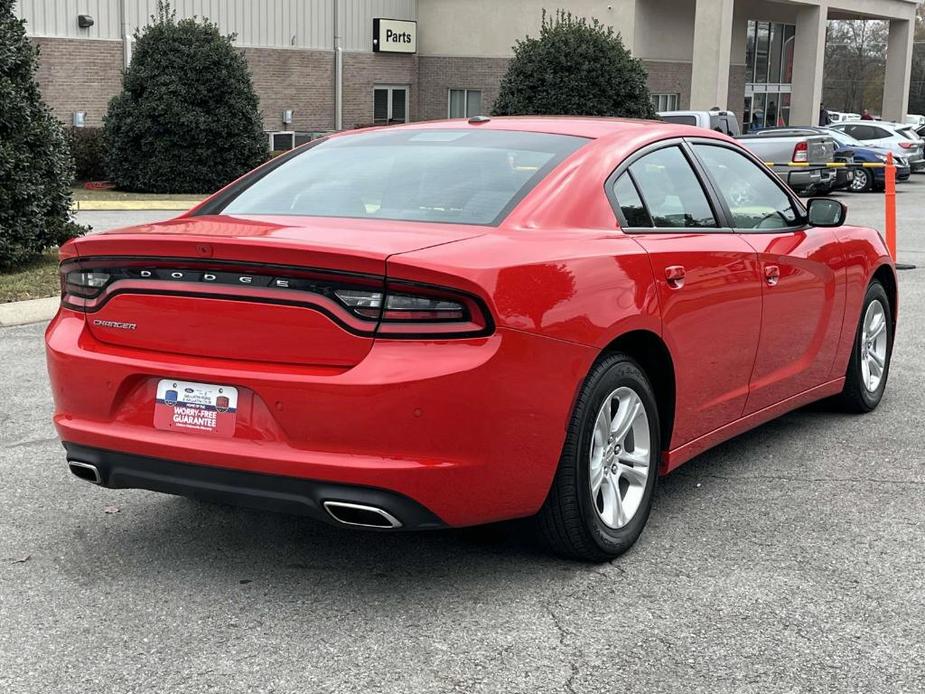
[74,200,203,211]
[0,296,59,327]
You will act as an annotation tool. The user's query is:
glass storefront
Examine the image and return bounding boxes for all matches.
[743,20,795,131]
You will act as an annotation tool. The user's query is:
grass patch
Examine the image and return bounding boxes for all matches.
[71,186,205,202]
[0,251,60,303]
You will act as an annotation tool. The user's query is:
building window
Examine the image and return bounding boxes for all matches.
[651,93,680,112]
[448,89,482,118]
[374,85,409,125]
[743,20,795,130]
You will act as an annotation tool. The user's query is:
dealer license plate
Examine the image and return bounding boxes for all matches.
[154,379,238,437]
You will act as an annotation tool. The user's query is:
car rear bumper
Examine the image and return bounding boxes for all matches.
[63,443,446,530]
[779,168,836,194]
[46,310,596,527]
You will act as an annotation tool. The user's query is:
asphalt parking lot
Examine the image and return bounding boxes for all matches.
[2,185,924,693]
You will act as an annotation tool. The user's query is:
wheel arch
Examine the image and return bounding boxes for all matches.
[600,329,676,464]
[872,262,898,329]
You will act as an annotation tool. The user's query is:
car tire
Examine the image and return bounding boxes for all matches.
[538,353,660,562]
[849,168,873,193]
[836,280,893,413]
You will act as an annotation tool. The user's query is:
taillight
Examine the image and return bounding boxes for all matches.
[792,141,809,163]
[337,282,490,337]
[334,288,471,323]
[898,141,915,149]
[62,270,111,298]
[60,259,492,338]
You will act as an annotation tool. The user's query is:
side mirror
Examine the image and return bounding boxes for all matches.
[806,198,847,227]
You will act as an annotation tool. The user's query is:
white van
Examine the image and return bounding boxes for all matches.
[906,114,925,128]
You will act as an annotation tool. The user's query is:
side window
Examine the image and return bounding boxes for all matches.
[612,173,652,227]
[628,147,717,228]
[693,144,798,229]
[660,115,698,127]
[844,124,864,139]
[869,127,890,139]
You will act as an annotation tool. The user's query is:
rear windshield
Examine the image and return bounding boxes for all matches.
[897,127,917,140]
[218,129,587,226]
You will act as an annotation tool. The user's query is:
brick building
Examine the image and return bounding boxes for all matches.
[14,0,921,138]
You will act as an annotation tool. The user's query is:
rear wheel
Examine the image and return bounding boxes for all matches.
[538,353,660,561]
[836,280,893,412]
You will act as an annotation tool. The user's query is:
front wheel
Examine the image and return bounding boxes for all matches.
[538,353,660,561]
[849,168,873,193]
[836,280,893,412]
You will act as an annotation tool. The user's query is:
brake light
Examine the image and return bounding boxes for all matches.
[792,141,809,163]
[333,288,467,322]
[898,141,915,149]
[59,259,492,338]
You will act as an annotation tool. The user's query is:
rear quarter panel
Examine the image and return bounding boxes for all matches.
[386,230,660,349]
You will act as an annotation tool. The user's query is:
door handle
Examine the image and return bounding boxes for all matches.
[665,265,686,289]
[765,264,780,286]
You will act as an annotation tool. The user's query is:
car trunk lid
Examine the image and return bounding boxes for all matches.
[68,215,485,367]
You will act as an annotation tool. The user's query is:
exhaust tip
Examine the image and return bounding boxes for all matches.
[323,501,402,529]
[68,460,102,484]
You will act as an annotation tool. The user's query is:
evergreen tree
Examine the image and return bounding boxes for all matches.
[494,10,656,119]
[0,0,81,270]
[104,1,268,193]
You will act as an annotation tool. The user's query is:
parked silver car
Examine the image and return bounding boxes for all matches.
[829,121,925,171]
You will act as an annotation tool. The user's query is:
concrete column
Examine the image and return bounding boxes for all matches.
[612,0,637,55]
[690,0,735,110]
[882,17,914,123]
[790,5,827,127]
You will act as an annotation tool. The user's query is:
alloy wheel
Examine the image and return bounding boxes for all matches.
[588,387,651,529]
[849,169,871,192]
[860,299,888,392]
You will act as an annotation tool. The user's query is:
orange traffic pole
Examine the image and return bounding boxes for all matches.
[885,152,897,262]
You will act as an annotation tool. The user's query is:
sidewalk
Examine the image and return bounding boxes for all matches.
[71,187,206,212]
[0,296,59,327]
[74,199,201,211]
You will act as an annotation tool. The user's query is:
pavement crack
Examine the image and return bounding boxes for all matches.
[545,602,579,694]
[3,436,59,449]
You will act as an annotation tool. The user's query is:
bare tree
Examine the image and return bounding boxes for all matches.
[823,19,887,115]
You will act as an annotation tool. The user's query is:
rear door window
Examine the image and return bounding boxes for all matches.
[844,124,869,139]
[627,147,718,228]
[612,173,653,227]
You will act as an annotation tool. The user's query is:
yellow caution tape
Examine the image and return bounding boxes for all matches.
[763,161,891,169]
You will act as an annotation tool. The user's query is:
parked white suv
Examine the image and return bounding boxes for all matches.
[830,121,925,171]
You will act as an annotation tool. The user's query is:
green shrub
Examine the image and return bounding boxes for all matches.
[103,1,268,194]
[68,127,108,182]
[0,0,82,271]
[493,10,657,119]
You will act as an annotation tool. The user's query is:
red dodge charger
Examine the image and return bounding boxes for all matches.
[46,117,896,560]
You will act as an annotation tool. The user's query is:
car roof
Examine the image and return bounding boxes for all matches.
[344,116,719,141]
